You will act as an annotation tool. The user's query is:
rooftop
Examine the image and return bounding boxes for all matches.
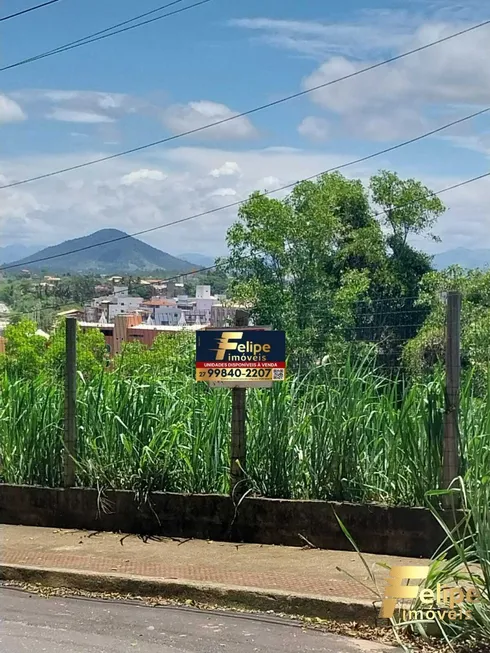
[78,322,204,332]
[141,298,177,307]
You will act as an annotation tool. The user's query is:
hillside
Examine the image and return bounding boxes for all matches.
[0,244,38,265]
[433,247,490,270]
[179,252,215,267]
[2,229,196,274]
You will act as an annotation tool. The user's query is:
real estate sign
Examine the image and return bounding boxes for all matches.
[196,328,286,388]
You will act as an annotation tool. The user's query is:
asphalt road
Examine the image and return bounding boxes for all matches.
[0,587,395,653]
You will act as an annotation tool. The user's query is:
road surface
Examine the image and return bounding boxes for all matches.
[0,587,396,653]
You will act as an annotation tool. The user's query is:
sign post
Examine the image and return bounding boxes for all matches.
[230,310,249,493]
[195,318,286,496]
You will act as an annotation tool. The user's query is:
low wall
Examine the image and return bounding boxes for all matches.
[0,484,453,557]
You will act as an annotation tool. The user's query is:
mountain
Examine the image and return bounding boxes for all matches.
[0,244,38,265]
[433,248,490,270]
[2,229,196,274]
[178,252,215,268]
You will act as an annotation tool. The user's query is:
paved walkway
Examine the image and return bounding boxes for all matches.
[0,525,428,602]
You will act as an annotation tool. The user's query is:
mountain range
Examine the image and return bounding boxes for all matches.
[2,232,490,274]
[0,229,196,274]
[0,244,39,265]
[178,252,215,268]
[432,248,490,270]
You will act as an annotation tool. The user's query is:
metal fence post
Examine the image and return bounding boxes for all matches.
[443,290,461,508]
[230,309,249,495]
[63,317,77,488]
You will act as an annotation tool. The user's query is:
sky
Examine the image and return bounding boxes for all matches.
[0,0,489,258]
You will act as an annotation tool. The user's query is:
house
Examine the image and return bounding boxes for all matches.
[87,285,144,321]
[57,308,85,320]
[141,297,182,326]
[79,314,205,355]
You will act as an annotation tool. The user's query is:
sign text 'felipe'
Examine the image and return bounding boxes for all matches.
[196,329,286,386]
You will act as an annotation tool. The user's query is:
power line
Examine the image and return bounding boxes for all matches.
[1,19,489,190]
[0,0,211,73]
[1,167,489,323]
[1,105,489,272]
[0,166,490,317]
[0,0,61,22]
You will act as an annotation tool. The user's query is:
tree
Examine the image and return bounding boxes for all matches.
[0,319,48,378]
[45,318,107,379]
[370,170,444,246]
[224,170,446,367]
[403,266,490,393]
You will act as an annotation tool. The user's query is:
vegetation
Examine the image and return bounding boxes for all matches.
[404,266,490,394]
[0,334,488,508]
[223,170,441,367]
[4,228,195,274]
[0,169,488,649]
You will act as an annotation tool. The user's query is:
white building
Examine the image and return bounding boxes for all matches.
[143,298,183,326]
[88,286,144,321]
[192,285,219,323]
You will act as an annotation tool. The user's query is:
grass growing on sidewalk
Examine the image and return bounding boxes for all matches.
[0,355,488,506]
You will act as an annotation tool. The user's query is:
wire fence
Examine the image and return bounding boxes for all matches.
[0,291,485,509]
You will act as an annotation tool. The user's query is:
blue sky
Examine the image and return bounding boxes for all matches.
[0,0,489,256]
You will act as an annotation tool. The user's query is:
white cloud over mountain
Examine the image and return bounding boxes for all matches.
[0,146,488,257]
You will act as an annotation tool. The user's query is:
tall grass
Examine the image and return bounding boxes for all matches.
[0,354,488,506]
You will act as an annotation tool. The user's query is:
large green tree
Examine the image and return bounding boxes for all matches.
[223,170,445,366]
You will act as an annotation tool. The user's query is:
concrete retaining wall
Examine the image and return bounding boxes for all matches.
[0,484,452,557]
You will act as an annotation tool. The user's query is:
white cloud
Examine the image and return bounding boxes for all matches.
[48,109,115,124]
[298,116,330,141]
[229,16,414,59]
[0,95,26,123]
[441,132,490,156]
[210,187,237,197]
[162,101,258,140]
[300,21,490,140]
[232,11,490,142]
[121,169,167,185]
[0,146,488,258]
[12,89,146,124]
[210,161,241,177]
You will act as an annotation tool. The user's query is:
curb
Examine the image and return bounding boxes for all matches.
[0,563,379,625]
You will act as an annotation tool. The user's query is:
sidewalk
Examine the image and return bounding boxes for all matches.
[0,525,429,623]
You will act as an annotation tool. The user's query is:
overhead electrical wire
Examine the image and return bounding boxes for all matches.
[0,0,212,72]
[0,105,489,272]
[0,19,489,190]
[0,0,62,22]
[2,165,489,319]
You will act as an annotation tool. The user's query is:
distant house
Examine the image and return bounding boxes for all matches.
[79,314,204,355]
[141,297,183,326]
[57,308,85,320]
[87,286,144,321]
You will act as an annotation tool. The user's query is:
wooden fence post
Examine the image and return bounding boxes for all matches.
[230,309,249,495]
[443,290,461,508]
[63,317,77,488]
